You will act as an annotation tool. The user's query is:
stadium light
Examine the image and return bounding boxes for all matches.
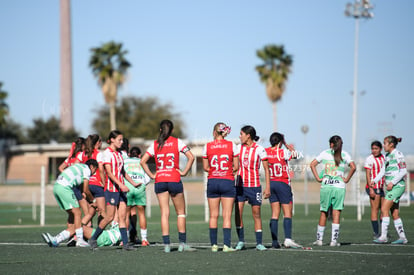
[345,0,373,214]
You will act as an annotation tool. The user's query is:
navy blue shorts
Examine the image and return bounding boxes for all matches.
[73,186,83,201]
[269,181,293,204]
[236,186,262,206]
[89,185,104,198]
[154,181,183,195]
[365,187,385,197]
[105,190,127,206]
[207,178,236,198]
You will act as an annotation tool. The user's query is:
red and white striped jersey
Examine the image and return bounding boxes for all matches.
[202,139,239,180]
[145,136,190,183]
[102,147,124,192]
[266,147,292,184]
[364,154,385,189]
[89,149,104,187]
[237,143,268,187]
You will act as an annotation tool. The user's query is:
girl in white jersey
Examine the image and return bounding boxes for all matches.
[234,125,270,251]
[372,136,408,244]
[364,140,385,239]
[310,135,356,247]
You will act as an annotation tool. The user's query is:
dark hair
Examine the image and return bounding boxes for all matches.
[84,134,101,159]
[107,130,123,144]
[120,137,129,153]
[385,136,402,147]
[70,137,85,159]
[129,146,142,158]
[85,159,98,169]
[269,132,285,147]
[371,140,382,149]
[241,125,259,142]
[157,120,174,149]
[329,135,343,166]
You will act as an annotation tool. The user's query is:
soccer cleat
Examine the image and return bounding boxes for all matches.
[66,236,76,247]
[122,244,137,251]
[211,244,218,252]
[223,245,236,252]
[235,241,245,251]
[88,239,98,250]
[373,237,388,244]
[283,239,303,249]
[141,240,150,247]
[41,233,52,247]
[46,233,58,247]
[178,243,197,252]
[312,240,323,246]
[391,238,408,245]
[76,239,90,247]
[329,241,341,247]
[255,244,267,251]
[164,244,171,253]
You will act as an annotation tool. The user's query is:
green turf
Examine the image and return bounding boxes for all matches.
[0,203,414,274]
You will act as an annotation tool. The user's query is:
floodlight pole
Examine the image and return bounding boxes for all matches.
[345,0,373,218]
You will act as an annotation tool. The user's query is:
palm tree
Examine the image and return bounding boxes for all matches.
[0,82,9,128]
[255,44,293,131]
[89,41,131,130]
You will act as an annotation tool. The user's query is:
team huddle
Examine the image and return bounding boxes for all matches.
[41,119,409,252]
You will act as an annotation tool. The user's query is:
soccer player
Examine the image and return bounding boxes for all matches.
[364,140,385,239]
[202,122,238,252]
[310,135,356,247]
[41,159,98,247]
[266,132,302,249]
[80,134,106,228]
[372,136,408,244]
[123,146,151,246]
[88,130,139,251]
[83,224,121,247]
[234,125,270,251]
[140,119,195,253]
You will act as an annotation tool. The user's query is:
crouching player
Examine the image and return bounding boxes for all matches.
[41,159,98,247]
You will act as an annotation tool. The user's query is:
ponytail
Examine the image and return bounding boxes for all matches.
[329,135,343,166]
[157,120,174,150]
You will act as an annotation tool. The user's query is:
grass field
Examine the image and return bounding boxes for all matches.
[1,203,414,274]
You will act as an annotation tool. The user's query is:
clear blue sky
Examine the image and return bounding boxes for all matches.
[1,0,413,157]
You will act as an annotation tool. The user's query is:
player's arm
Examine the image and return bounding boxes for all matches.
[99,162,106,187]
[178,150,195,177]
[58,161,68,173]
[82,179,94,203]
[125,172,141,188]
[202,157,210,173]
[232,156,239,174]
[262,159,271,199]
[104,163,129,192]
[140,153,156,179]
[310,159,322,182]
[365,168,375,198]
[343,162,356,183]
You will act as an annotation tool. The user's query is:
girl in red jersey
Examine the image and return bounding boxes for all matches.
[364,140,385,239]
[81,134,107,227]
[58,137,85,172]
[234,125,270,251]
[141,119,195,253]
[88,130,140,251]
[266,132,302,249]
[202,122,239,252]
